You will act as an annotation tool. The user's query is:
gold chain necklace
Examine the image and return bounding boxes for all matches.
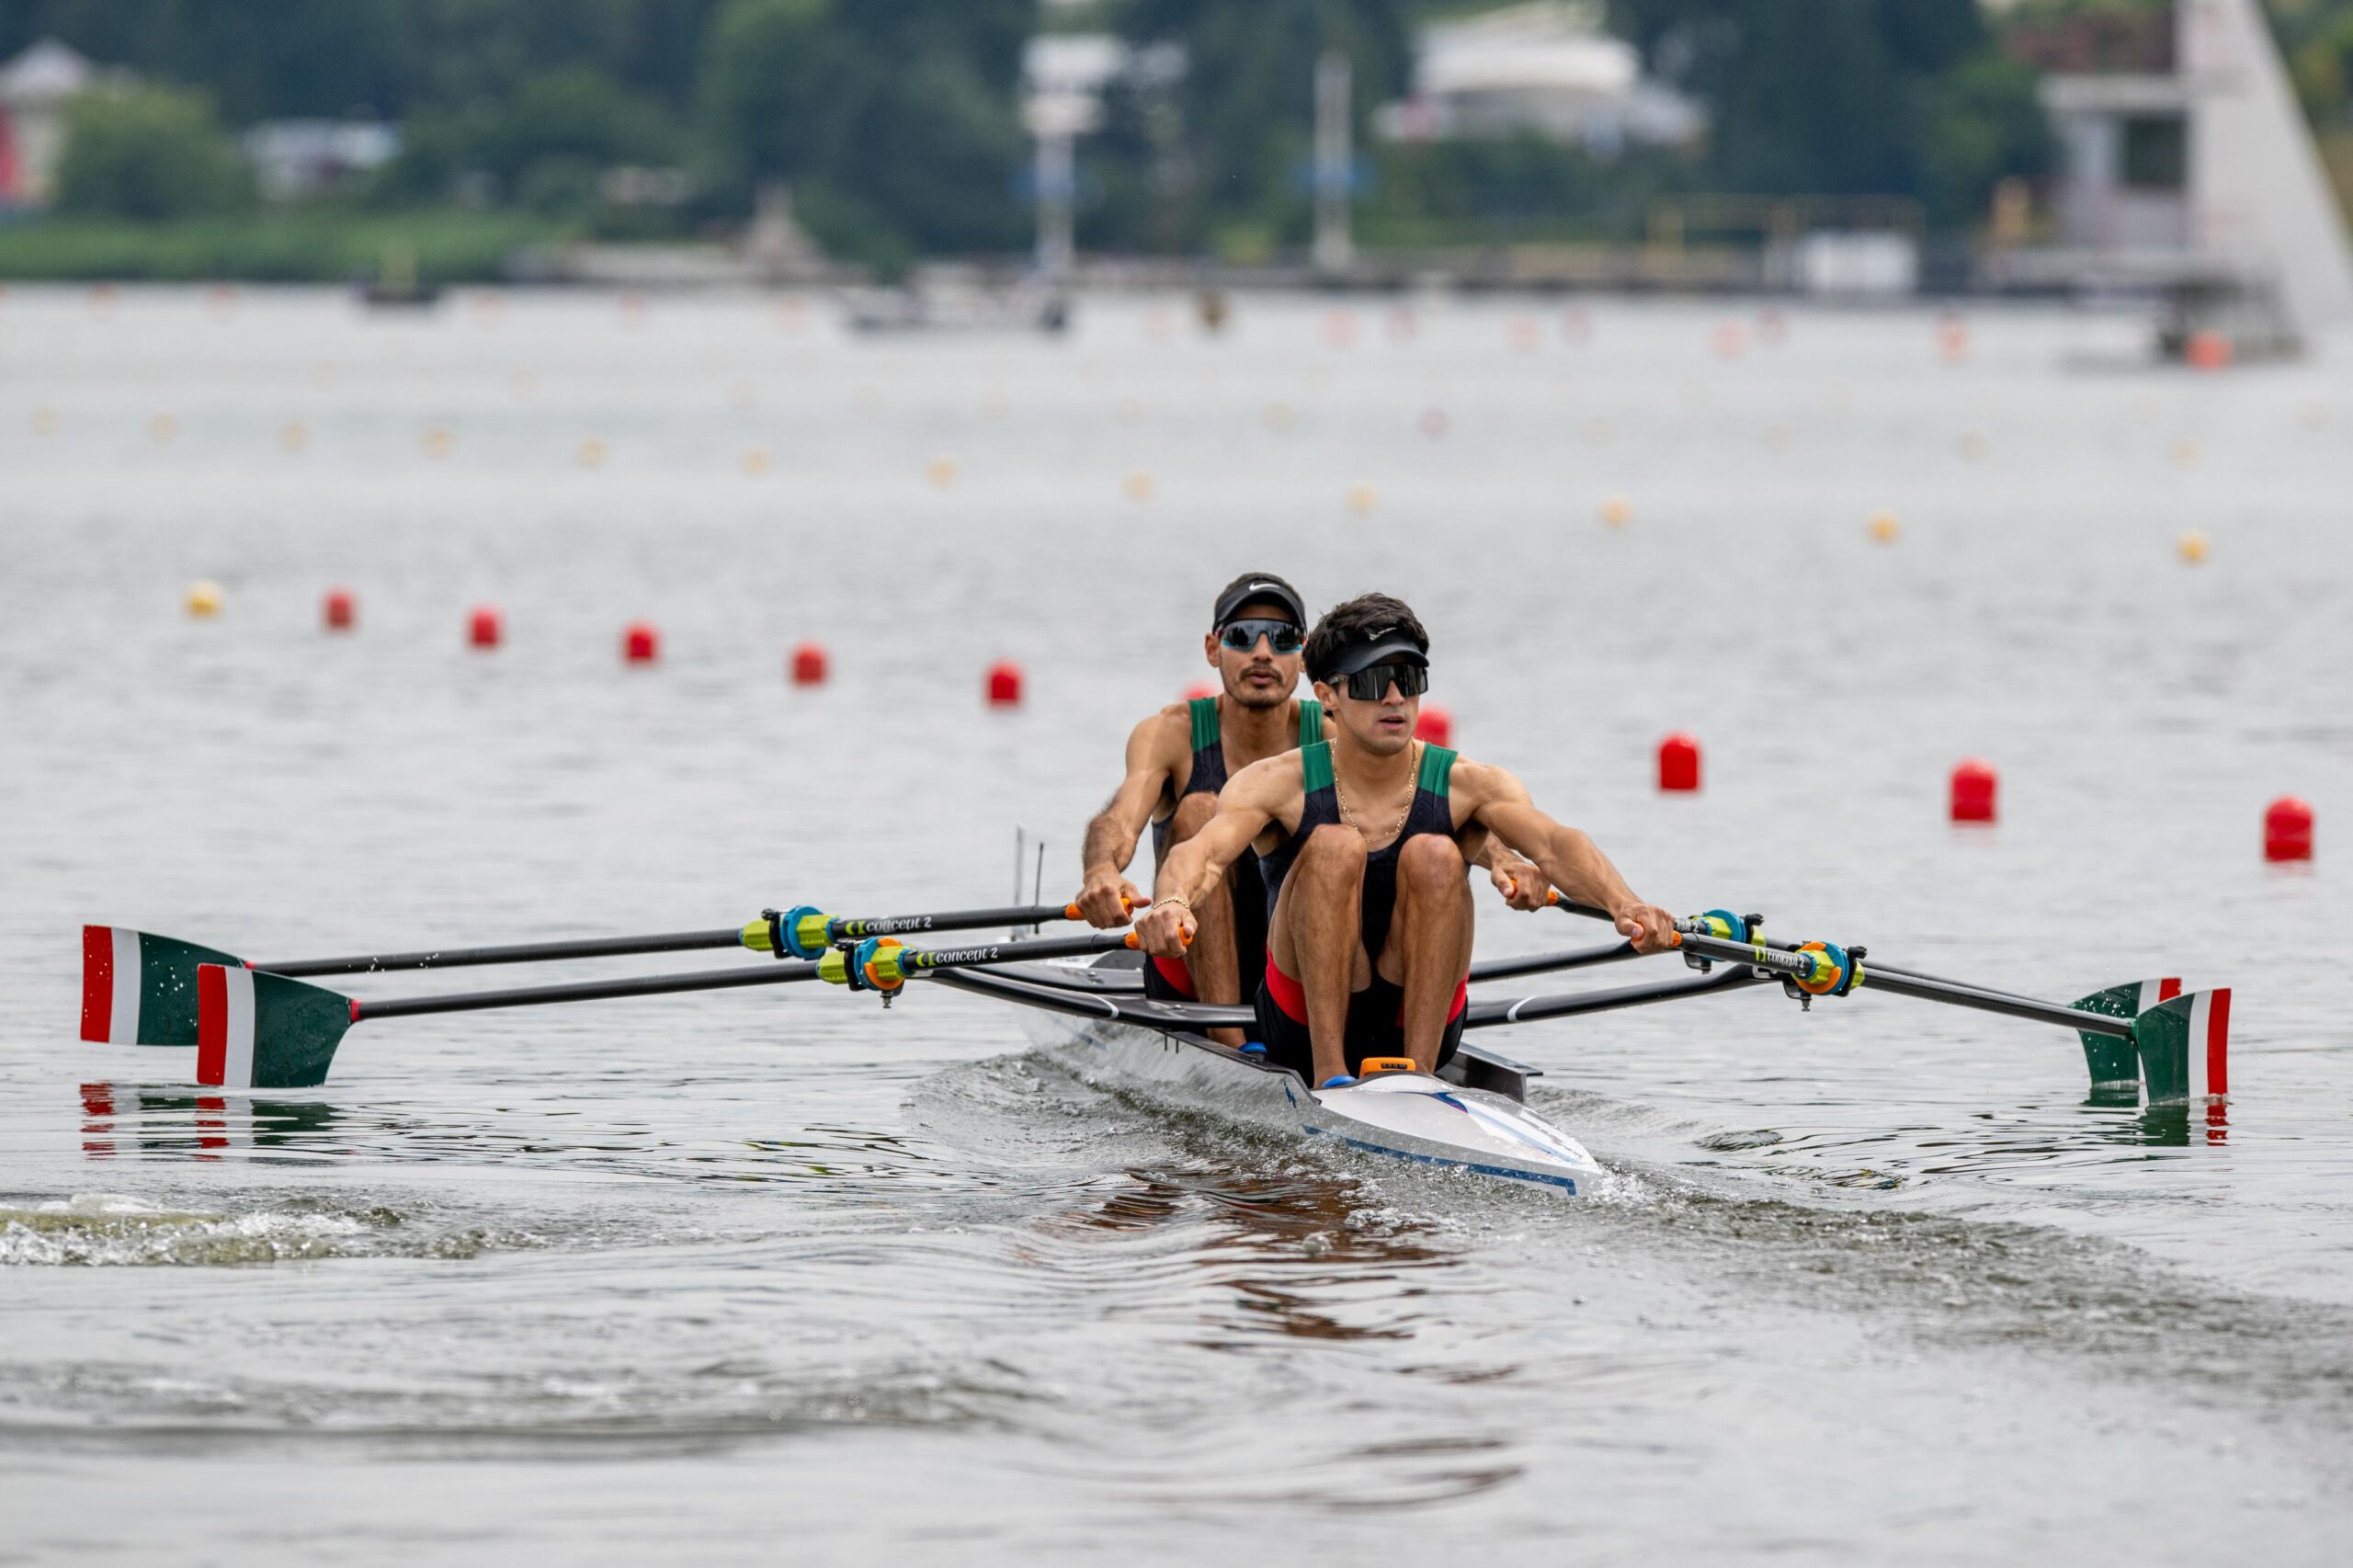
[1335,742,1417,845]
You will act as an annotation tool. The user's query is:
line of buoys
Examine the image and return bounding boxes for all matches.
[1657,733,1700,792]
[322,587,356,631]
[986,661,1025,707]
[1949,758,1997,823]
[2265,796,2313,862]
[622,621,660,665]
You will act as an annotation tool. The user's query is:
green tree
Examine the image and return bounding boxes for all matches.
[699,0,1029,264]
[53,84,250,219]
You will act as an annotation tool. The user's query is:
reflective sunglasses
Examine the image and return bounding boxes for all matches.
[1217,618,1303,654]
[1338,661,1428,701]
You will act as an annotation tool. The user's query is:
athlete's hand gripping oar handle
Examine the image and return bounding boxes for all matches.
[753,897,1138,961]
[827,929,1182,996]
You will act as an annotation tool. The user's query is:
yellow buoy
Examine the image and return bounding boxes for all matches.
[2177,530,2211,564]
[280,420,310,454]
[740,446,773,477]
[149,414,179,445]
[2170,438,2200,470]
[30,406,60,436]
[1598,496,1632,528]
[1122,471,1157,503]
[1869,510,1901,544]
[926,456,958,490]
[1956,431,1990,463]
[577,437,609,470]
[185,580,222,619]
[422,427,455,460]
[1345,483,1377,517]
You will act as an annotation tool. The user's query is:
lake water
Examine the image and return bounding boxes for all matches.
[2,284,2349,1563]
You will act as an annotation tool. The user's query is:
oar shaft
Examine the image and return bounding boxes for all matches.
[358,960,822,1020]
[1467,939,1636,983]
[264,928,750,978]
[826,903,1081,941]
[1860,969,2132,1039]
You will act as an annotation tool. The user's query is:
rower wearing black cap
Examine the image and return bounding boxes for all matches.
[1135,592,1678,1089]
[1079,574,1542,1048]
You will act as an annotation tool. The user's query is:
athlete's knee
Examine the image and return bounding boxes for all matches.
[1396,832,1466,891]
[1166,791,1219,841]
[1299,823,1367,873]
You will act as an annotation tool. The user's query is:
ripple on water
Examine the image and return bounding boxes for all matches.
[0,1192,550,1267]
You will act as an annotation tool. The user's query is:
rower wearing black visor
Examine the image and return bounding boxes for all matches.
[1079,575,1544,1048]
[1135,592,1677,1087]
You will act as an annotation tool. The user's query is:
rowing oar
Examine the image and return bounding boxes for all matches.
[1542,895,2223,1104]
[191,928,1175,1090]
[82,898,1125,1048]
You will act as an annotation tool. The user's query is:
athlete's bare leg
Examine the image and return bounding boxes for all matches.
[1380,833,1473,1071]
[1163,791,1243,1046]
[1267,824,1370,1085]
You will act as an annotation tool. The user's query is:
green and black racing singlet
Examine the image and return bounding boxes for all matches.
[1145,695,1322,1000]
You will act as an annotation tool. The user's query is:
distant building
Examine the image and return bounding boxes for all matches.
[2001,0,2353,352]
[0,38,100,207]
[1374,1,1702,157]
[242,119,401,201]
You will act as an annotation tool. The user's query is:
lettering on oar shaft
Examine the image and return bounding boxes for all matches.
[845,915,939,936]
[919,945,1006,967]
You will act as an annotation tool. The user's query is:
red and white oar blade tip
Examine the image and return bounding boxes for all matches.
[82,925,247,1046]
[2131,987,2231,1107]
[196,964,355,1090]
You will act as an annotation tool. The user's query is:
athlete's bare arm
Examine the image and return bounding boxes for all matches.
[1134,755,1298,956]
[1449,758,1677,951]
[1077,709,1189,927]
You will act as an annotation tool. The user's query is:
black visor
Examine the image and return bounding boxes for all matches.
[1313,630,1428,684]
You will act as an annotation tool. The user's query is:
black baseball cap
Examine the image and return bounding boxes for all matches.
[1211,573,1307,630]
[1314,627,1428,682]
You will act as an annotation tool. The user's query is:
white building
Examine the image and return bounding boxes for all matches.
[0,37,98,207]
[243,119,401,201]
[1374,1,1702,156]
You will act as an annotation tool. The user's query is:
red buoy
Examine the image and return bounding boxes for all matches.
[468,605,503,649]
[1657,732,1700,792]
[986,661,1025,706]
[790,642,829,686]
[2185,331,2234,372]
[622,621,660,664]
[1184,682,1216,700]
[323,586,357,631]
[1950,758,1998,823]
[2265,796,2313,862]
[1415,705,1453,746]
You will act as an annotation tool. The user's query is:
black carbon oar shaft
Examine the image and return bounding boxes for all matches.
[264,928,750,978]
[358,960,822,1019]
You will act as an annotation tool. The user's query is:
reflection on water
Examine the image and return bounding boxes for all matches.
[79,1082,346,1161]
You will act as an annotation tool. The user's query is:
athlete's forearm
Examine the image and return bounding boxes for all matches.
[1081,808,1138,879]
[1535,824,1640,915]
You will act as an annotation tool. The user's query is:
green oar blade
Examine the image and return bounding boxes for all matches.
[2067,977,2182,1090]
[83,926,245,1046]
[197,964,355,1090]
[2131,988,2232,1106]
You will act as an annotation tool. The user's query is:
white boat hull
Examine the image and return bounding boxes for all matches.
[1012,996,1602,1196]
